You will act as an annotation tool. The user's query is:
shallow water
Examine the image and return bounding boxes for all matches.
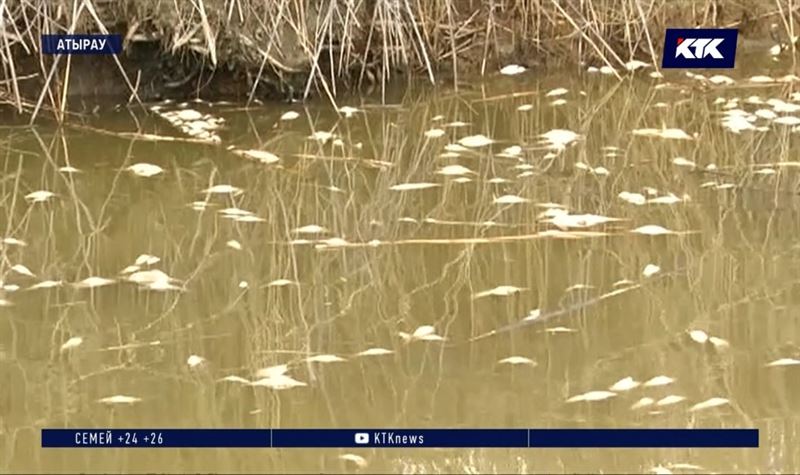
[2,60,800,473]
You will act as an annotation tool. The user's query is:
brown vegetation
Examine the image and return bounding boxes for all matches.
[0,0,797,119]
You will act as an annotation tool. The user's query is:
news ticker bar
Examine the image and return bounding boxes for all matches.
[42,429,758,448]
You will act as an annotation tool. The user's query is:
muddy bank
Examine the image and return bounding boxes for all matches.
[0,0,797,114]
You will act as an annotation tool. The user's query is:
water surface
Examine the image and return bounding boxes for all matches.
[1,60,800,473]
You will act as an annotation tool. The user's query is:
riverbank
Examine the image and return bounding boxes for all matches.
[0,0,796,119]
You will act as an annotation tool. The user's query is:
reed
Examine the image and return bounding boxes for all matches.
[0,0,795,119]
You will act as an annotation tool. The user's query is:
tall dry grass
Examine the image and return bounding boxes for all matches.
[0,0,797,120]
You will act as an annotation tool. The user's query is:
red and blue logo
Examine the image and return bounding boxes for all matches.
[662,28,738,68]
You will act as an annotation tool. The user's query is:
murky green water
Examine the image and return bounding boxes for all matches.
[2,60,800,473]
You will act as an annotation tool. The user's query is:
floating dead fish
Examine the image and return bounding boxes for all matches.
[250,374,307,390]
[473,285,525,299]
[175,109,203,121]
[566,390,617,403]
[292,225,328,234]
[338,106,360,117]
[619,191,646,205]
[355,348,394,357]
[399,325,445,342]
[688,329,709,344]
[203,184,243,195]
[650,466,673,475]
[749,75,775,83]
[546,87,568,97]
[310,131,335,143]
[550,99,567,107]
[499,145,522,157]
[624,60,650,71]
[25,190,55,203]
[643,375,675,387]
[233,149,280,164]
[709,337,729,350]
[609,377,640,392]
[60,336,83,352]
[73,277,116,288]
[642,264,661,278]
[127,163,164,177]
[226,240,242,250]
[339,454,368,468]
[630,397,655,410]
[656,395,686,407]
[305,354,347,363]
[632,128,693,140]
[494,194,530,205]
[544,326,577,334]
[315,237,349,249]
[127,269,174,285]
[255,364,289,379]
[219,207,255,217]
[753,109,778,120]
[630,225,681,236]
[766,358,800,367]
[389,182,441,191]
[187,355,205,368]
[424,128,446,138]
[689,397,729,412]
[28,280,63,290]
[280,111,300,121]
[544,213,621,229]
[445,144,471,155]
[11,264,35,277]
[119,264,142,274]
[647,194,685,205]
[98,395,142,405]
[517,104,534,111]
[458,134,494,148]
[500,64,526,76]
[59,166,81,173]
[218,375,251,384]
[672,157,697,168]
[437,165,475,176]
[599,65,616,75]
[773,116,800,126]
[540,129,580,148]
[498,356,537,367]
[707,74,734,85]
[266,279,296,287]
[2,237,26,247]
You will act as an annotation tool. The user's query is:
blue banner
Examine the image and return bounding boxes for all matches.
[529,429,757,448]
[42,428,758,448]
[41,34,123,55]
[661,28,738,69]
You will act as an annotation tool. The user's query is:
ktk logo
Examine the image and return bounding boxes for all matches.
[674,38,724,59]
[662,29,738,68]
